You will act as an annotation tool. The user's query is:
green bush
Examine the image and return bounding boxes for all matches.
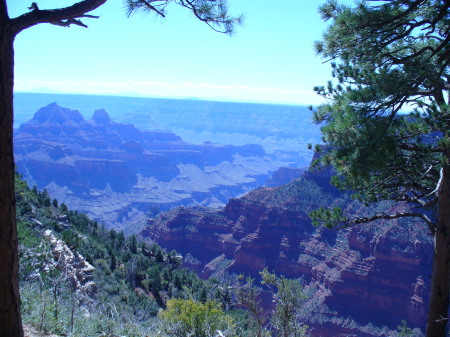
[158,298,236,337]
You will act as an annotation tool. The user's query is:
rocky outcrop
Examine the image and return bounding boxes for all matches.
[265,167,306,187]
[14,103,293,229]
[140,169,433,335]
[43,230,97,305]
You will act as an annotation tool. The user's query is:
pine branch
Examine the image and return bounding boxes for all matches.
[343,210,435,230]
[135,0,167,17]
[125,0,241,35]
[50,15,99,28]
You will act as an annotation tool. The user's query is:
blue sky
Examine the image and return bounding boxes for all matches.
[8,0,341,105]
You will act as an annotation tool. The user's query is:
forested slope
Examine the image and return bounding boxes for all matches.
[16,174,240,336]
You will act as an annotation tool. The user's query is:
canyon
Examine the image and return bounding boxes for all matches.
[14,95,433,335]
[14,102,305,230]
[140,162,432,336]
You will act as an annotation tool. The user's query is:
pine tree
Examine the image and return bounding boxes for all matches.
[130,234,138,255]
[110,250,117,271]
[312,1,450,336]
[260,269,308,337]
[199,286,208,303]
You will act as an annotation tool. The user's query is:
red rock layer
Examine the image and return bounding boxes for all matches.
[141,174,432,335]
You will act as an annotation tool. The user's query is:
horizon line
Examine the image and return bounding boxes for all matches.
[14,90,315,107]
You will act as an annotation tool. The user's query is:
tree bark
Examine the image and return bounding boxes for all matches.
[426,166,450,337]
[0,17,23,337]
[0,2,108,335]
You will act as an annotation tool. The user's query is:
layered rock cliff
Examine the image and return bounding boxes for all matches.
[14,103,293,229]
[140,165,432,335]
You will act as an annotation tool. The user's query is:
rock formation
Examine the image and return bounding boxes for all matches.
[265,167,306,187]
[43,229,97,305]
[14,103,293,229]
[140,163,432,336]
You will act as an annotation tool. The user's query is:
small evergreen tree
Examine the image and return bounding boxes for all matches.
[199,286,208,303]
[130,234,138,255]
[233,271,309,337]
[60,203,68,213]
[233,275,268,337]
[109,251,117,271]
[260,269,309,337]
[41,190,51,207]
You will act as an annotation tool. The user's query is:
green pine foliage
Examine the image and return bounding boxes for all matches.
[270,177,336,211]
[124,0,243,35]
[260,269,309,337]
[312,0,449,226]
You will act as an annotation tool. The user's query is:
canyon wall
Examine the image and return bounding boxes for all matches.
[140,166,432,335]
[15,103,293,230]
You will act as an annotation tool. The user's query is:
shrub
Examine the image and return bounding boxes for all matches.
[158,298,236,337]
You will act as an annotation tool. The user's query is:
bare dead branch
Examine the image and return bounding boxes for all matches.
[11,0,106,35]
[341,210,435,230]
[28,3,39,11]
[427,167,444,197]
[50,18,89,28]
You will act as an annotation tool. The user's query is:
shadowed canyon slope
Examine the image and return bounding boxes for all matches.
[140,162,433,336]
[14,102,313,230]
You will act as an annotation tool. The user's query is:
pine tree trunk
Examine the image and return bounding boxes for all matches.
[426,167,450,337]
[0,19,23,337]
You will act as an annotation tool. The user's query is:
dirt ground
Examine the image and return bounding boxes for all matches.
[23,324,60,337]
